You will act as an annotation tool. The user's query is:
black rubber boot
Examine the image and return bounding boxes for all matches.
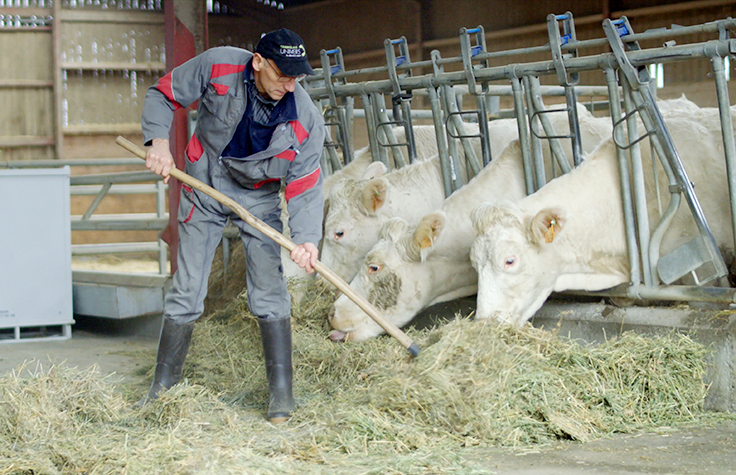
[137,318,195,406]
[258,317,296,423]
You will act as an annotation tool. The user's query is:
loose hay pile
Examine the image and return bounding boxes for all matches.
[0,281,717,473]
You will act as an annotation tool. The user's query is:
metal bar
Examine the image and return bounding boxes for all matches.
[526,76,573,175]
[509,75,535,195]
[709,50,736,257]
[71,242,162,255]
[524,76,547,191]
[70,171,161,186]
[61,61,166,71]
[52,0,62,160]
[425,83,453,198]
[81,182,112,221]
[576,283,736,304]
[306,37,736,102]
[71,216,169,231]
[72,184,162,195]
[621,79,655,286]
[156,180,168,275]
[0,158,143,167]
[605,67,642,287]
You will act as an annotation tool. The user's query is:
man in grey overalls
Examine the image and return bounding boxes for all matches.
[140,29,325,423]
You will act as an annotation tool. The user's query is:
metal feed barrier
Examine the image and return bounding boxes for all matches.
[5,12,736,311]
[302,13,736,306]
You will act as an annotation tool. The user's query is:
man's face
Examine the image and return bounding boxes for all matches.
[252,53,299,101]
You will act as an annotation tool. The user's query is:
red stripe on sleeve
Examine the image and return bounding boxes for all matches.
[290,120,309,144]
[155,72,183,110]
[285,168,321,203]
[211,63,246,79]
[185,135,204,163]
[275,150,296,161]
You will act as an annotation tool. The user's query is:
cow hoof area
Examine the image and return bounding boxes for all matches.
[328,330,347,342]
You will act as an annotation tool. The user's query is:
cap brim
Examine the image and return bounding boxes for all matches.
[274,57,315,77]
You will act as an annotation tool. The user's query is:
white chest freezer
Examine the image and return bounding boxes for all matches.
[0,167,73,342]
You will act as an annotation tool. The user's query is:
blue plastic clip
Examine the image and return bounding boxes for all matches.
[555,13,569,21]
[560,33,571,46]
[471,44,482,57]
[331,65,341,75]
[396,56,406,66]
[612,19,630,37]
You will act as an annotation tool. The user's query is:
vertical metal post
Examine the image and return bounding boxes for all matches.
[156,180,168,275]
[426,82,453,198]
[605,67,641,286]
[523,76,546,191]
[621,79,655,286]
[384,37,417,163]
[710,52,736,255]
[547,12,583,166]
[459,25,493,166]
[509,72,535,195]
[361,92,381,165]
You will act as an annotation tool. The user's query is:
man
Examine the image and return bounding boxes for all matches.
[140,28,325,423]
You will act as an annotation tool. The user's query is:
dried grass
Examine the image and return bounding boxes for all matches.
[0,279,723,474]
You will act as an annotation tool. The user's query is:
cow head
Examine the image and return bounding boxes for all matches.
[469,203,568,326]
[320,163,390,282]
[329,213,449,342]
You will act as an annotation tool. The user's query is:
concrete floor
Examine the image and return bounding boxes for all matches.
[1,312,735,474]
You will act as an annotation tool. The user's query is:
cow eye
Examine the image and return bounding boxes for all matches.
[504,257,516,269]
[333,230,344,241]
[367,263,383,274]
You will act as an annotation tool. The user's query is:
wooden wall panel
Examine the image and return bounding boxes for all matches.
[0,27,54,160]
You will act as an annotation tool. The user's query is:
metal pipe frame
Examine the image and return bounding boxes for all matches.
[301,15,736,305]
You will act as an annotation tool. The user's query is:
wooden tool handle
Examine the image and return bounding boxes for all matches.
[115,136,420,357]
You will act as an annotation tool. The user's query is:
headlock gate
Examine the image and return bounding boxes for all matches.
[303,13,736,307]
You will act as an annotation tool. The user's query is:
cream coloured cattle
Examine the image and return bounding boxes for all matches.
[321,104,610,284]
[320,154,454,282]
[470,103,734,326]
[323,125,442,196]
[328,141,527,341]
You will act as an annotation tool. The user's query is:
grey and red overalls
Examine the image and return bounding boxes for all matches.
[141,46,325,324]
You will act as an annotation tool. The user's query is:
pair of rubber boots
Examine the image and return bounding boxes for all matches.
[139,316,296,423]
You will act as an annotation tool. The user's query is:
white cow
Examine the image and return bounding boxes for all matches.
[470,103,734,326]
[320,154,454,282]
[323,125,442,195]
[328,141,527,341]
[321,104,610,284]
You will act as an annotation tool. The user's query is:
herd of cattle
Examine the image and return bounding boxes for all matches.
[285,95,735,342]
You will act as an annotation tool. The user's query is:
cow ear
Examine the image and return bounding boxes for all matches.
[361,177,389,214]
[529,208,566,246]
[413,213,445,251]
[360,161,388,179]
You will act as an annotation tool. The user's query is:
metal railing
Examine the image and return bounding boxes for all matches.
[1,158,169,275]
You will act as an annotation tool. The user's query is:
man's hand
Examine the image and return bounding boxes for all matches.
[290,242,319,274]
[146,138,174,184]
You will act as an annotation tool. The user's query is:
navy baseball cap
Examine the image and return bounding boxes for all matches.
[255,28,315,77]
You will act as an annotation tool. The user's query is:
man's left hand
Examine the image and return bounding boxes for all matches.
[290,242,319,274]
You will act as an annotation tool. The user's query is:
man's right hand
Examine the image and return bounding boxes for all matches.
[146,138,174,184]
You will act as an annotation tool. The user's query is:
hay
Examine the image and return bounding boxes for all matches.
[0,280,726,473]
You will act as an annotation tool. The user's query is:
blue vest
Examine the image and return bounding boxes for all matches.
[222,68,298,159]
